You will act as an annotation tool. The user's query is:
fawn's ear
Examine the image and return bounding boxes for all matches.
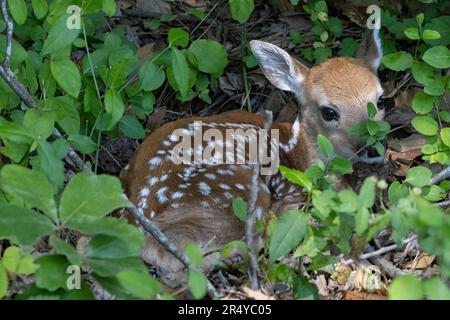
[250,40,309,96]
[356,28,383,73]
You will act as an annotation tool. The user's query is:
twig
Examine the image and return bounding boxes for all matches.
[430,166,450,185]
[360,235,417,260]
[1,0,12,68]
[435,199,450,208]
[364,244,405,278]
[0,0,218,299]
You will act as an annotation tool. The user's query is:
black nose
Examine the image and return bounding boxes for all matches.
[366,144,380,158]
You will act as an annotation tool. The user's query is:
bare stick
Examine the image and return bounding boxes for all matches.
[430,166,450,185]
[364,244,404,278]
[360,235,417,260]
[435,199,450,208]
[0,0,218,299]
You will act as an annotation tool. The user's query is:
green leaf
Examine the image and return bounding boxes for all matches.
[171,48,190,98]
[7,0,27,25]
[23,109,55,140]
[405,166,432,187]
[0,262,7,299]
[188,269,207,299]
[188,40,228,75]
[305,165,324,181]
[42,14,80,55]
[35,140,66,188]
[328,156,353,175]
[293,275,319,300]
[116,270,161,299]
[35,255,70,292]
[441,128,450,148]
[367,102,377,119]
[139,60,165,91]
[68,134,98,154]
[185,243,204,266]
[50,58,81,98]
[388,181,409,205]
[411,115,438,136]
[89,257,146,277]
[85,234,142,259]
[102,0,116,16]
[2,246,38,275]
[404,27,419,40]
[269,210,308,262]
[0,35,28,66]
[44,96,80,135]
[119,116,146,140]
[424,77,446,96]
[412,91,435,114]
[49,235,81,266]
[0,164,57,221]
[0,203,54,246]
[422,46,450,69]
[168,28,190,48]
[279,166,313,192]
[229,0,254,24]
[317,134,333,159]
[31,0,48,19]
[422,29,440,40]
[388,275,423,300]
[59,173,131,225]
[104,89,125,129]
[359,176,376,208]
[328,17,342,37]
[294,234,327,258]
[232,198,247,222]
[411,62,434,85]
[423,277,450,300]
[382,51,413,71]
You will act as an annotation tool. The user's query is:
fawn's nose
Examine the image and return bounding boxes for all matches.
[365,144,380,158]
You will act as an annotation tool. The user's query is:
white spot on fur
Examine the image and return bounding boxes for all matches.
[198,182,211,195]
[149,157,162,167]
[235,183,245,190]
[218,183,230,190]
[148,176,159,187]
[205,173,216,180]
[171,191,184,199]
[156,187,169,203]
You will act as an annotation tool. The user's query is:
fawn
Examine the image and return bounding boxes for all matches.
[120,28,384,272]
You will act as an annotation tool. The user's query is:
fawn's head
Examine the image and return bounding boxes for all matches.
[250,29,384,164]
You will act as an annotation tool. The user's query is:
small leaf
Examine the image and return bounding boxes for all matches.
[49,235,81,266]
[7,0,27,25]
[359,176,376,208]
[388,275,423,300]
[116,270,161,299]
[102,0,116,17]
[2,246,38,275]
[269,210,308,262]
[188,40,228,75]
[405,166,432,187]
[104,89,125,129]
[367,102,377,119]
[31,0,48,19]
[404,27,419,40]
[0,263,7,299]
[35,255,70,292]
[382,51,413,71]
[317,134,334,159]
[139,60,165,91]
[119,116,146,140]
[279,166,313,192]
[411,115,438,136]
[185,243,204,266]
[328,157,353,175]
[423,277,450,300]
[412,91,435,114]
[168,28,190,48]
[232,198,248,222]
[68,134,98,154]
[171,47,190,98]
[50,58,81,98]
[422,46,450,69]
[42,14,80,55]
[440,128,450,148]
[188,269,207,299]
[229,0,255,24]
[422,29,441,40]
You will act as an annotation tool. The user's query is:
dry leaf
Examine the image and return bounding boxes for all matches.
[344,291,387,300]
[241,287,275,300]
[137,43,155,63]
[345,262,386,293]
[405,253,435,269]
[386,148,422,163]
[388,134,426,152]
[394,89,418,107]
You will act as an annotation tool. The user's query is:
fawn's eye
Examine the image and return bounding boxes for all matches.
[377,98,384,110]
[320,107,339,122]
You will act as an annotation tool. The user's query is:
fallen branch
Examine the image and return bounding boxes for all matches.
[360,235,417,260]
[430,166,450,185]
[0,1,218,299]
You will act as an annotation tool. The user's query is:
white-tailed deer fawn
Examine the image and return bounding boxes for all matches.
[120,29,384,272]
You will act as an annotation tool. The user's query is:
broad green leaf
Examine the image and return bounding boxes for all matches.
[42,14,80,55]
[50,58,81,98]
[423,277,450,300]
[317,134,333,158]
[388,181,409,205]
[337,189,359,212]
[168,28,190,48]
[293,275,319,300]
[2,246,38,275]
[0,119,33,144]
[68,134,98,154]
[31,0,48,19]
[0,35,28,66]
[405,166,432,187]
[35,255,70,292]
[85,235,141,259]
[232,198,247,222]
[411,62,434,85]
[35,140,66,188]
[422,29,441,40]
[412,91,435,114]
[139,60,165,91]
[0,262,7,299]
[411,115,438,136]
[171,47,190,98]
[188,40,228,75]
[294,234,327,258]
[0,164,57,221]
[23,109,55,140]
[328,156,353,175]
[279,166,313,192]
[116,270,161,299]
[7,0,27,25]
[59,173,131,224]
[119,116,145,140]
[382,51,413,71]
[229,0,255,24]
[89,257,146,277]
[44,96,80,135]
[305,165,324,181]
[441,128,450,148]
[422,46,450,69]
[424,77,446,96]
[49,235,81,266]
[388,275,423,300]
[188,269,207,299]
[404,27,419,40]
[0,203,54,246]
[359,176,376,208]
[269,210,308,262]
[104,89,125,129]
[102,0,116,16]
[185,243,204,266]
